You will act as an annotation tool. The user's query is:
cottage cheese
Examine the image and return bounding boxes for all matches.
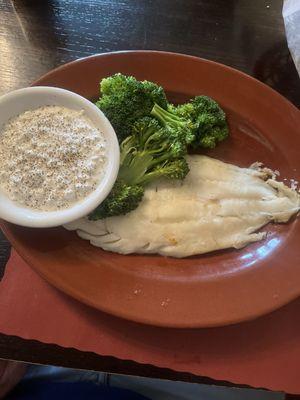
[0,106,107,211]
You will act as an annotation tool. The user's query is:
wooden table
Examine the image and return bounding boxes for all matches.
[1,0,300,395]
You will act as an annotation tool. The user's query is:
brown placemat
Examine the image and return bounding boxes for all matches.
[1,250,300,394]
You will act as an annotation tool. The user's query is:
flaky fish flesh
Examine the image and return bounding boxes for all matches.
[65,156,299,258]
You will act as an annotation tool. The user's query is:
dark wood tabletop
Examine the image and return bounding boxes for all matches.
[1,0,300,393]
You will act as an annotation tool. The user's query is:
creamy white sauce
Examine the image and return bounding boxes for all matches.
[0,106,107,211]
[65,156,300,258]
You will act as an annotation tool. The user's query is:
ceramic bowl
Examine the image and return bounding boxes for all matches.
[0,86,120,227]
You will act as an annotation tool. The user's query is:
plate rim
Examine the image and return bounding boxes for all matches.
[34,50,300,114]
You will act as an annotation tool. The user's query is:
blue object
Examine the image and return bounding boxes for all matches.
[6,381,150,400]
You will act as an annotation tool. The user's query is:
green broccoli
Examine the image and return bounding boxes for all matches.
[91,74,229,220]
[89,181,144,220]
[132,116,188,160]
[96,73,168,142]
[150,103,196,146]
[89,117,189,220]
[139,158,189,185]
[174,95,229,149]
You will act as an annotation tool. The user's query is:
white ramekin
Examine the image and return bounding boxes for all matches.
[0,86,120,228]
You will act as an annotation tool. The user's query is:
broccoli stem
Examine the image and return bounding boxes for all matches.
[151,103,187,128]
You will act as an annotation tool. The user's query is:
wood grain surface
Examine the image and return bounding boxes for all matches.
[0,0,300,391]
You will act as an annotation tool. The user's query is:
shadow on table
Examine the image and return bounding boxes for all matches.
[254,41,300,107]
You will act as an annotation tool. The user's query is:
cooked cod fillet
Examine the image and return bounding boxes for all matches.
[65,156,300,258]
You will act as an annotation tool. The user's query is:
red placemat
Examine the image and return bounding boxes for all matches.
[1,250,300,394]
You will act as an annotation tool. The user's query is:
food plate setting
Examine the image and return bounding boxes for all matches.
[0,51,299,328]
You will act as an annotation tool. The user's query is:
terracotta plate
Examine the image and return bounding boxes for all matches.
[1,51,300,328]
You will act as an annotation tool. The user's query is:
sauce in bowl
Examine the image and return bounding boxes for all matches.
[0,105,107,211]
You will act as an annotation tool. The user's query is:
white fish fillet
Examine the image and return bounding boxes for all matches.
[65,156,300,258]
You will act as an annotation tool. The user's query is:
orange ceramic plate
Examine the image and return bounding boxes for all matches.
[1,51,300,328]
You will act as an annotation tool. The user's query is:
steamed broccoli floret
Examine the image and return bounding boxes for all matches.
[150,103,196,145]
[89,180,144,220]
[117,116,190,186]
[96,73,168,142]
[140,158,189,185]
[132,116,187,160]
[96,74,228,149]
[91,74,229,220]
[89,117,189,220]
[174,95,229,149]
